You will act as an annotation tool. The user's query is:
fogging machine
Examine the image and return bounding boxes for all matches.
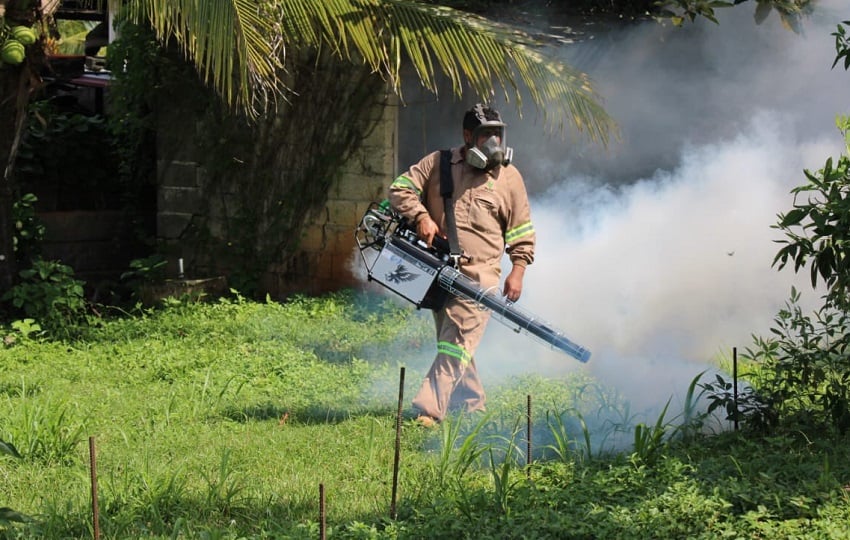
[354,201,591,363]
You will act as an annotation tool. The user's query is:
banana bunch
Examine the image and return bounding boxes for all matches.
[1,19,38,66]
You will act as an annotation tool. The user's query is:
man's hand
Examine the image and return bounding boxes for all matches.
[417,215,441,247]
[503,264,525,303]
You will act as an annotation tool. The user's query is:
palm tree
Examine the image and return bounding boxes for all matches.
[122,0,814,126]
[123,0,616,138]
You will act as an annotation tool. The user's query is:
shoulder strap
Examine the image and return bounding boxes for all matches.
[440,149,462,265]
[440,149,453,198]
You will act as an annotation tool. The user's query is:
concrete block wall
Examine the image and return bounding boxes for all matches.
[156,97,398,298]
[262,98,398,296]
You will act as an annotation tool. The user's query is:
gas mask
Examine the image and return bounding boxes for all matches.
[465,128,514,170]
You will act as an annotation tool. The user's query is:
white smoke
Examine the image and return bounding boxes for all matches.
[383,1,848,420]
[481,115,831,408]
[473,1,847,413]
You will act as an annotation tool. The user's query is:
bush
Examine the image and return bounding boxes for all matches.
[746,118,850,432]
[1,258,87,336]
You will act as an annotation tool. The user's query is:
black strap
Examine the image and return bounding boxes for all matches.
[439,149,462,264]
[439,149,453,198]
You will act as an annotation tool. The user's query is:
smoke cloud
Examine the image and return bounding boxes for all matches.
[386,1,847,418]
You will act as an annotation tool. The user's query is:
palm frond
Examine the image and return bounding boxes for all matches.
[122,0,283,118]
[279,0,615,144]
[121,0,615,143]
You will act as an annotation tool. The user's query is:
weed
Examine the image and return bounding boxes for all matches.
[700,372,772,431]
[0,438,33,532]
[10,192,46,264]
[0,438,22,459]
[434,412,490,487]
[201,449,247,517]
[631,398,672,466]
[0,397,86,465]
[543,407,593,464]
[679,370,709,438]
[7,318,43,342]
[486,418,525,515]
[0,506,34,530]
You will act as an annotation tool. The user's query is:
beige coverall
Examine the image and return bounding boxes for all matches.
[388,146,536,420]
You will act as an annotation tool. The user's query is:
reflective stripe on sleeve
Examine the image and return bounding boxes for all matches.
[505,221,535,244]
[437,341,471,365]
[390,175,421,196]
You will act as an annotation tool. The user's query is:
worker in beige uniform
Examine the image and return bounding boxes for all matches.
[388,104,536,427]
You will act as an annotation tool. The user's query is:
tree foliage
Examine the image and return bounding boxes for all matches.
[737,20,850,433]
[772,20,850,312]
[655,0,814,31]
[122,0,616,143]
[773,122,850,311]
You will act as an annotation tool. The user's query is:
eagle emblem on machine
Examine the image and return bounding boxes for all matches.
[385,264,418,284]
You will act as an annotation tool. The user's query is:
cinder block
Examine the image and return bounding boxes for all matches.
[158,187,203,214]
[332,173,388,201]
[299,225,326,252]
[157,212,193,240]
[325,200,358,225]
[158,160,200,189]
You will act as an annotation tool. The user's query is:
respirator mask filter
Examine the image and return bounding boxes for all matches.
[466,132,513,170]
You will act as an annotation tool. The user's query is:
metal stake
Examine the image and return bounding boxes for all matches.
[319,483,326,540]
[89,436,100,540]
[733,347,739,431]
[527,394,532,478]
[390,366,405,519]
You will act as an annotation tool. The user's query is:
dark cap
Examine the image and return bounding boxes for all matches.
[463,103,505,132]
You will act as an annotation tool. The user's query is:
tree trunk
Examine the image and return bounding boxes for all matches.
[0,0,43,292]
[0,65,34,293]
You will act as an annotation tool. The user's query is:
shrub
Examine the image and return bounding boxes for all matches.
[1,258,87,336]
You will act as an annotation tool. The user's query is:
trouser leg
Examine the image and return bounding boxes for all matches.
[412,297,489,421]
[449,357,486,413]
[411,353,466,420]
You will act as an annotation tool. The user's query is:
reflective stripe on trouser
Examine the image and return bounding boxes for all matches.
[412,296,491,421]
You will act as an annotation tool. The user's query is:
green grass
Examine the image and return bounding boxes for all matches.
[2,290,850,539]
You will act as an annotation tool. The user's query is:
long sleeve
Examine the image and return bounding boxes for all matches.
[388,151,440,225]
[504,171,535,267]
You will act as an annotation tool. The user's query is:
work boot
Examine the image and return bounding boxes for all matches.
[414,415,439,428]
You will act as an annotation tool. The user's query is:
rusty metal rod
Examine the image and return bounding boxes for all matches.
[526,394,532,478]
[390,366,405,519]
[733,347,739,431]
[89,436,100,540]
[319,483,326,540]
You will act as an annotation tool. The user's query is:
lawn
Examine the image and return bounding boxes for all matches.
[1,291,849,539]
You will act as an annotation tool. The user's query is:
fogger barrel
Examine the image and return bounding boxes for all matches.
[355,201,591,363]
[437,266,591,362]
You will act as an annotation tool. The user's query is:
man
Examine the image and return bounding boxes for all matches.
[388,103,536,426]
